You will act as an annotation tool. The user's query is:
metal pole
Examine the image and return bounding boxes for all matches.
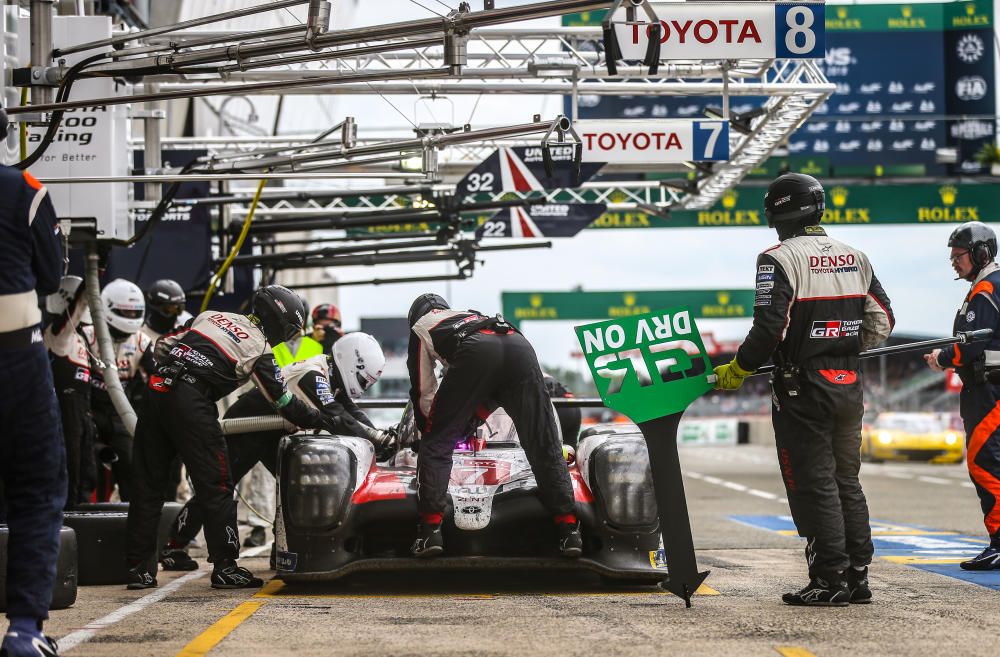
[30,0,55,106]
[143,83,162,202]
[54,0,311,56]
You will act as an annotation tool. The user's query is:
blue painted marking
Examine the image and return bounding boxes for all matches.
[731,515,999,591]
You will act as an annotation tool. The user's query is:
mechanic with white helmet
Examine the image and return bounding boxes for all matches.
[924,222,1000,571]
[124,285,341,590]
[406,293,581,558]
[140,279,187,343]
[0,134,68,657]
[43,276,93,507]
[82,278,154,502]
[158,331,391,572]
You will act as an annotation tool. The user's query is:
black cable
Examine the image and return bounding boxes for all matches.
[15,52,106,170]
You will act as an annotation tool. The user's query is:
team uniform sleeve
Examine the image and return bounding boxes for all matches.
[250,353,325,429]
[862,271,895,351]
[407,328,438,434]
[938,291,999,368]
[23,173,64,296]
[735,253,795,372]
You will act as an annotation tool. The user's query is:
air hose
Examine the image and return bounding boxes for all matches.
[200,177,268,312]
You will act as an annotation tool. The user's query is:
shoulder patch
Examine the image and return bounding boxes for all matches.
[967,310,976,323]
[22,170,43,190]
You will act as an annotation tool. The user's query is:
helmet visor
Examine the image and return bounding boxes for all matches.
[114,308,144,319]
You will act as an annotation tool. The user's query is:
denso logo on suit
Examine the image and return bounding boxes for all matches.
[208,313,251,343]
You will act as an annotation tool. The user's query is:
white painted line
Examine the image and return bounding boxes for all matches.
[703,475,724,485]
[684,468,786,505]
[686,471,704,479]
[747,489,779,500]
[60,570,207,653]
[961,482,976,488]
[884,472,916,480]
[240,542,272,559]
[722,481,748,492]
[917,476,952,485]
[777,498,788,505]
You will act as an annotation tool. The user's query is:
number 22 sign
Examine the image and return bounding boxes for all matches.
[612,2,825,61]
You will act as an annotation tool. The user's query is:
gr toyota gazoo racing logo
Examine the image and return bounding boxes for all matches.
[808,254,859,274]
[810,319,862,338]
[170,344,214,368]
[208,313,251,344]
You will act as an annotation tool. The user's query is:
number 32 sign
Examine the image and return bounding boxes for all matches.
[613,2,825,61]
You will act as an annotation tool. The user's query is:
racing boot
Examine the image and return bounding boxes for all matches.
[781,574,849,607]
[960,538,1000,571]
[557,522,583,558]
[269,542,277,571]
[1,619,58,657]
[846,566,872,604]
[211,560,265,589]
[411,522,444,558]
[243,526,266,548]
[125,564,158,590]
[159,548,198,572]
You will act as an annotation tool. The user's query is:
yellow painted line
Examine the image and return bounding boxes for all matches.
[880,556,966,565]
[174,600,266,657]
[775,647,819,657]
[696,583,720,596]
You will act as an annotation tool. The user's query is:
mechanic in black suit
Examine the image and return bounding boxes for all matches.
[406,293,582,558]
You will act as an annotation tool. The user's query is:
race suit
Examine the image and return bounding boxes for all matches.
[407,309,575,520]
[735,225,894,580]
[0,166,67,622]
[167,354,378,547]
[83,326,154,501]
[935,261,1000,540]
[44,283,92,507]
[125,311,329,568]
[141,317,190,501]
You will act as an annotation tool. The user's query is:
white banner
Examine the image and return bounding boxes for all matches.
[678,418,739,446]
[577,119,729,164]
[613,2,824,61]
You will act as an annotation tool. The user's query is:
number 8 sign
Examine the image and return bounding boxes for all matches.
[775,3,824,58]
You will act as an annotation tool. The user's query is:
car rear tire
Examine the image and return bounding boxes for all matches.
[0,525,78,610]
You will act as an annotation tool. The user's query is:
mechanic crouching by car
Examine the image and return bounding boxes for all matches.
[713,173,894,607]
[406,293,582,558]
[0,152,67,657]
[924,222,1000,570]
[125,285,335,590]
[158,331,392,572]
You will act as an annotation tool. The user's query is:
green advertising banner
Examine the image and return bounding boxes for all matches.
[502,290,755,323]
[574,307,713,422]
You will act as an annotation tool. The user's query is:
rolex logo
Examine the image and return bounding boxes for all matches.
[831,186,849,208]
[530,294,543,308]
[721,190,738,209]
[624,293,636,307]
[837,7,847,19]
[902,5,912,18]
[717,291,730,305]
[939,185,957,206]
[966,3,975,14]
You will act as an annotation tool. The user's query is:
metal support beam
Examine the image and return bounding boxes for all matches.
[30,0,56,105]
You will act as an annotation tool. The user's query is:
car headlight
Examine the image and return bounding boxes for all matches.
[282,439,356,530]
[589,438,658,529]
[877,431,893,445]
[945,432,960,445]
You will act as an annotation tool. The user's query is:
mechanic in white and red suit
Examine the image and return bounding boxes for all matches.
[406,293,582,558]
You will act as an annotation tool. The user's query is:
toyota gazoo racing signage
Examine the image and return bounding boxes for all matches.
[575,307,713,422]
[475,202,606,239]
[613,2,825,60]
[577,120,729,164]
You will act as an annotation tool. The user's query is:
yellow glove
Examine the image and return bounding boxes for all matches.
[713,358,753,391]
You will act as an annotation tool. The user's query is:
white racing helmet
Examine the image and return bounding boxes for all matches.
[332,332,386,399]
[101,278,145,335]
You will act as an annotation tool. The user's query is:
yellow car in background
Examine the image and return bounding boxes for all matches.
[861,413,964,464]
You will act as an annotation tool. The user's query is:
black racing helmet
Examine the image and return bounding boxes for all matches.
[251,285,306,345]
[764,173,826,228]
[146,279,186,319]
[948,222,997,270]
[407,293,449,326]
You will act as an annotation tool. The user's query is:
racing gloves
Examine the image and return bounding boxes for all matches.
[713,358,753,390]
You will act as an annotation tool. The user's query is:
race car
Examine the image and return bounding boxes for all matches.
[860,412,964,464]
[273,406,666,583]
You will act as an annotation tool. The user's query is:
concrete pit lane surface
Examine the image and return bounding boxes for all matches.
[43,445,999,657]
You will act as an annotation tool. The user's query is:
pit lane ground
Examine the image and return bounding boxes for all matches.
[42,445,999,657]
